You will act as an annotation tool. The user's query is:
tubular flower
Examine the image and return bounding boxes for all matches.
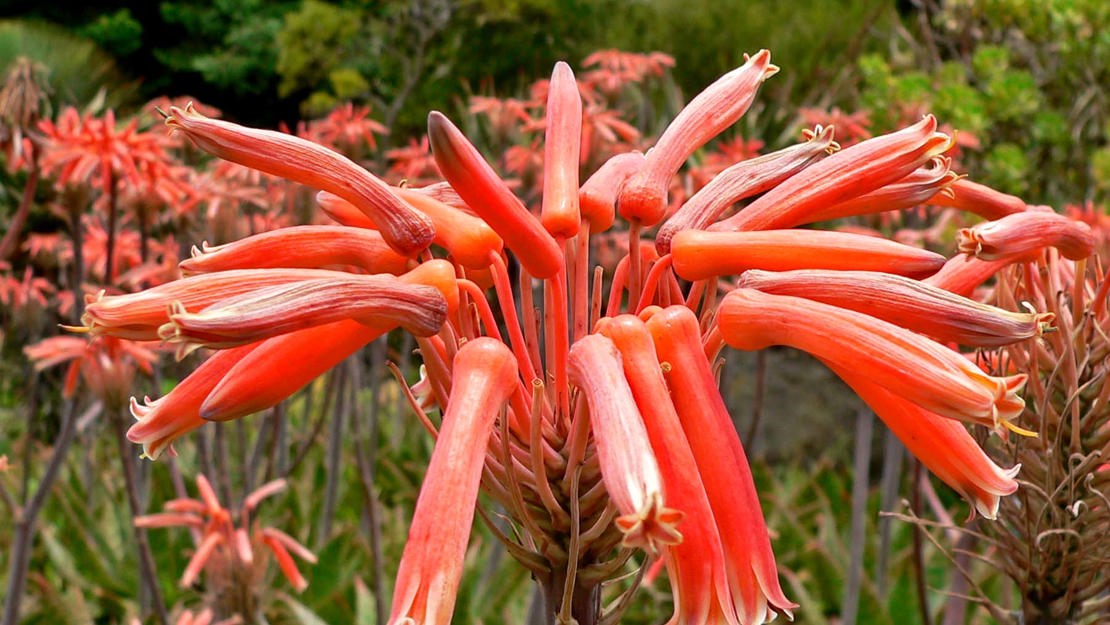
[618,50,778,226]
[958,208,1096,262]
[717,288,1029,435]
[389,338,518,625]
[95,50,1074,624]
[567,334,683,554]
[165,104,434,256]
[736,269,1054,347]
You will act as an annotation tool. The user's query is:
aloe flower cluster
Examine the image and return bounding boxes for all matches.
[80,50,1096,625]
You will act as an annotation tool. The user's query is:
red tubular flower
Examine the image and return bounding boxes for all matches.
[159,274,446,355]
[717,288,1028,434]
[798,156,958,224]
[618,50,778,226]
[389,338,518,625]
[597,315,737,625]
[929,178,1027,220]
[179,225,410,276]
[923,254,1011,298]
[655,126,837,255]
[394,187,504,269]
[128,342,260,459]
[540,61,583,238]
[165,104,434,256]
[82,268,354,340]
[427,110,563,278]
[567,334,683,554]
[670,229,946,281]
[198,260,457,422]
[711,115,953,232]
[579,151,644,233]
[646,305,794,624]
[828,365,1019,519]
[958,209,1096,262]
[736,269,1054,347]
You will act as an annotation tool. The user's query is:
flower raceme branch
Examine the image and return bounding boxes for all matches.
[81,49,1097,624]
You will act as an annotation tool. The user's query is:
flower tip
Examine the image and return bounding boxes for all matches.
[59,323,88,334]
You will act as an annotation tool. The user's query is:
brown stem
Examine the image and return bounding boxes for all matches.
[113,409,169,625]
[911,461,932,625]
[0,157,39,260]
[104,171,119,283]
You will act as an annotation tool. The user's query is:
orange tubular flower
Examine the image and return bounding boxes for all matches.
[165,104,434,256]
[826,365,1019,519]
[655,126,837,255]
[958,209,1096,262]
[179,225,410,276]
[736,269,1054,347]
[128,342,260,459]
[618,50,778,226]
[711,115,953,232]
[389,338,518,625]
[597,315,737,625]
[717,288,1028,434]
[646,305,795,625]
[159,275,446,355]
[427,110,563,278]
[540,61,583,238]
[798,156,958,224]
[393,187,504,269]
[670,229,946,281]
[82,268,354,340]
[567,334,683,554]
[579,151,644,233]
[928,178,1027,220]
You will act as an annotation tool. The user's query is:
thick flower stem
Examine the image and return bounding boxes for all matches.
[542,571,601,625]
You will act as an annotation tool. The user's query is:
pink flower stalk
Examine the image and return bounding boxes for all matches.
[389,338,518,625]
[90,50,1076,624]
[618,50,778,226]
[717,288,1028,435]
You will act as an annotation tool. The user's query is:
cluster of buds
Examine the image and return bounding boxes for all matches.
[134,475,316,622]
[79,49,1099,624]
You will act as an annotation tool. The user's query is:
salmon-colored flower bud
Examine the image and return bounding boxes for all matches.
[316,190,378,229]
[406,182,468,212]
[127,342,260,459]
[427,110,563,278]
[929,178,1027,220]
[712,115,953,232]
[619,50,778,226]
[597,315,735,624]
[800,156,958,224]
[656,126,836,254]
[579,151,644,233]
[200,319,386,422]
[566,333,683,554]
[179,225,409,276]
[646,305,795,624]
[958,209,1096,262]
[540,61,583,238]
[394,187,503,269]
[165,104,434,256]
[923,254,1010,298]
[260,527,317,593]
[830,365,1019,519]
[389,338,517,625]
[717,288,1029,434]
[181,532,223,588]
[670,229,945,281]
[737,269,1055,347]
[159,275,446,355]
[83,268,349,340]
